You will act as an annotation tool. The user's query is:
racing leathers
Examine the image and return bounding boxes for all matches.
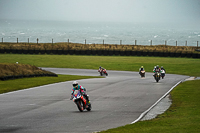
[139,67,145,74]
[153,68,161,79]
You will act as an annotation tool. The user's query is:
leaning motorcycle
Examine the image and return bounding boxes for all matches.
[140,70,145,78]
[71,90,91,112]
[98,69,108,76]
[161,70,165,79]
[154,72,161,82]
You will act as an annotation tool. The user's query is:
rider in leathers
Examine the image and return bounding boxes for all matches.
[70,81,90,103]
[153,65,161,79]
[139,66,145,74]
[161,66,166,73]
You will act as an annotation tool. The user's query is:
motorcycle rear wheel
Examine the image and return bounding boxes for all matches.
[86,103,92,111]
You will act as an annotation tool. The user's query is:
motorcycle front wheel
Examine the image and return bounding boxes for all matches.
[75,100,84,112]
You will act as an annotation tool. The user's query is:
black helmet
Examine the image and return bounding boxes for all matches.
[161,66,163,69]
[99,66,101,68]
[156,65,159,69]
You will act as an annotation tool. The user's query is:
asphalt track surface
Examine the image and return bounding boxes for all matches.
[0,68,189,133]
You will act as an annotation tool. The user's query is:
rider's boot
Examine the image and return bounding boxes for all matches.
[85,95,90,104]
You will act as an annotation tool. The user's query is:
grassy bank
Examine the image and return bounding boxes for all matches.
[100,80,200,133]
[0,63,57,80]
[0,42,198,53]
[0,54,199,77]
[0,74,102,94]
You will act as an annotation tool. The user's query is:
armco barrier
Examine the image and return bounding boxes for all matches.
[0,48,199,58]
[92,50,96,55]
[63,50,68,55]
[0,73,58,81]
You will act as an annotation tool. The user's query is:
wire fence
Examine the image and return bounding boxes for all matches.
[1,38,199,47]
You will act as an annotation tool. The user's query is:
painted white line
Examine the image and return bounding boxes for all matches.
[0,81,66,96]
[131,80,182,124]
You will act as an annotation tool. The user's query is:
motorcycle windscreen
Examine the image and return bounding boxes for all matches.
[73,90,81,98]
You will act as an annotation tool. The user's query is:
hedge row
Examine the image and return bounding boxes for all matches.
[0,48,199,58]
[0,73,58,81]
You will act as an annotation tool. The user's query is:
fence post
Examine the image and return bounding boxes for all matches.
[68,39,69,44]
[176,41,177,46]
[197,41,199,48]
[17,38,18,43]
[103,40,104,45]
[52,39,53,44]
[120,40,122,45]
[85,39,86,44]
[2,38,3,43]
[135,40,137,45]
[28,38,29,44]
[150,40,152,46]
[185,41,187,46]
[37,38,39,44]
[165,40,167,46]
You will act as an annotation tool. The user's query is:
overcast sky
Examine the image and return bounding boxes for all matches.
[0,0,200,24]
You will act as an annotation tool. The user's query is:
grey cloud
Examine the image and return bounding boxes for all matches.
[0,0,199,24]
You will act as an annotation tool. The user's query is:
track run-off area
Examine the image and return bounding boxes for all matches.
[0,68,189,133]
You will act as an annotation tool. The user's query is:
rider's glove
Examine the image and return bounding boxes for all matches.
[70,95,73,100]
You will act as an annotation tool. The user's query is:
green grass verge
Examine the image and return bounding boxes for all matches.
[0,54,199,77]
[0,74,102,94]
[0,54,200,132]
[100,80,200,133]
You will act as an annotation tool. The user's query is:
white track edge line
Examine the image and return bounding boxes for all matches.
[131,80,182,124]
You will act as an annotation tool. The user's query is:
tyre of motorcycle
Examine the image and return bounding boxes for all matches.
[140,73,145,77]
[86,103,92,111]
[100,72,103,76]
[83,95,91,111]
[75,100,84,112]
[156,77,159,82]
[161,73,165,79]
[155,74,160,82]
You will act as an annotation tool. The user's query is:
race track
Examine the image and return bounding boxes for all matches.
[0,68,189,133]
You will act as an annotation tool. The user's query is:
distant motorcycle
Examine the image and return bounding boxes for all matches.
[98,69,108,76]
[71,90,91,112]
[161,69,165,79]
[154,72,161,82]
[139,70,145,78]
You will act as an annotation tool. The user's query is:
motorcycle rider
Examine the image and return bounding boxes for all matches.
[153,66,156,72]
[99,66,105,71]
[161,66,166,73]
[153,65,161,73]
[153,65,161,79]
[160,66,166,79]
[70,81,90,103]
[139,66,145,74]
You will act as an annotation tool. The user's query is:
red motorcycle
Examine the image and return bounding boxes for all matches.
[71,90,91,112]
[98,68,108,76]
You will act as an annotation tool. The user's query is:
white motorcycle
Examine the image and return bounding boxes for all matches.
[161,70,165,79]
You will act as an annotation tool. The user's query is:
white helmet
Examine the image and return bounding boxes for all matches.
[72,81,78,87]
